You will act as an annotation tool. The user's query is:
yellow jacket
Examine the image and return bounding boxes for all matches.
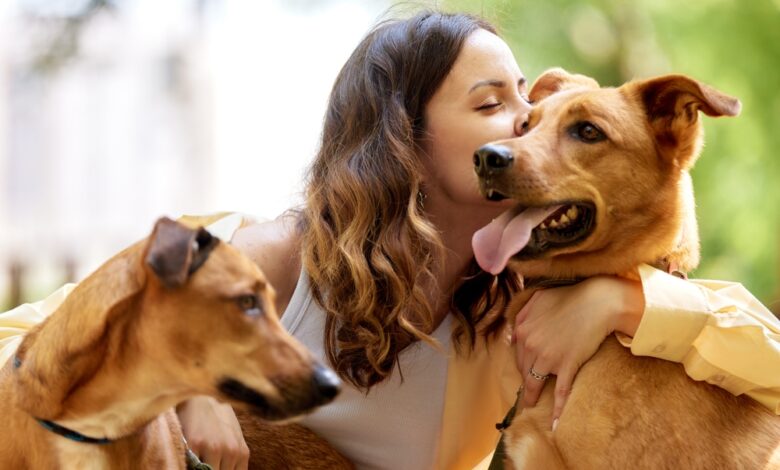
[1,213,778,469]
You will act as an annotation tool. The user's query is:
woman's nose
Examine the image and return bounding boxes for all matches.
[514,118,528,137]
[514,115,531,136]
[514,101,533,136]
[515,100,533,136]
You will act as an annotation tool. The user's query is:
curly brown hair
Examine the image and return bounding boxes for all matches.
[300,11,521,390]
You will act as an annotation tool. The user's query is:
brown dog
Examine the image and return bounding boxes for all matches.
[0,217,343,469]
[472,69,780,468]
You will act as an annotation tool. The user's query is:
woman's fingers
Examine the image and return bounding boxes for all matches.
[511,278,632,423]
[515,328,527,373]
[198,446,222,470]
[511,294,539,343]
[552,367,576,431]
[520,348,534,392]
[216,402,250,470]
[177,396,250,470]
[521,361,550,408]
[235,433,250,470]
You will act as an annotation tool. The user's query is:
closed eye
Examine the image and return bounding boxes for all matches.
[569,121,607,143]
[476,102,502,111]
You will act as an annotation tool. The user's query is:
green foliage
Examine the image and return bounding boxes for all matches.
[440,0,780,307]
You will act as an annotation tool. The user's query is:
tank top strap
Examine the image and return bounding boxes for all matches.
[280,268,314,334]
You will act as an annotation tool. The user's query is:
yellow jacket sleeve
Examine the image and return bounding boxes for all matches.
[0,212,248,367]
[617,264,780,414]
[0,283,77,366]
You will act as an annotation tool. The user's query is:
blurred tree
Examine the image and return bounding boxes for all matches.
[440,0,780,309]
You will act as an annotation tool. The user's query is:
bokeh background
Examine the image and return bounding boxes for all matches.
[1,0,778,313]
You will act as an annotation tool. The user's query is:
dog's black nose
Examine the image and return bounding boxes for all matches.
[311,365,341,403]
[474,144,514,176]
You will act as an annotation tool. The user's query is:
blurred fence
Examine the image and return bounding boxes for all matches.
[0,0,388,310]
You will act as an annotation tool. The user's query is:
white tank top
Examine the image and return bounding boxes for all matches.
[281,269,452,470]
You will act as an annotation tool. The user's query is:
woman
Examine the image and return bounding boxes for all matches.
[3,10,779,470]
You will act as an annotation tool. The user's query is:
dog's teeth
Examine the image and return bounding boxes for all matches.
[567,207,578,219]
[540,222,548,230]
[549,219,559,228]
[559,214,570,226]
[487,189,495,198]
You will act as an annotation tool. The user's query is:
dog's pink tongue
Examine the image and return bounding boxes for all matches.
[472,205,562,274]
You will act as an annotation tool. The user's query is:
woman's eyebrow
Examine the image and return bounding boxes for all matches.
[469,77,527,94]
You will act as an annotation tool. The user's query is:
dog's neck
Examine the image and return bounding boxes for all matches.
[12,245,197,441]
[20,311,193,441]
[52,359,192,441]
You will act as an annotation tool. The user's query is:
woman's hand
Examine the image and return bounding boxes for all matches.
[177,396,250,470]
[511,275,644,430]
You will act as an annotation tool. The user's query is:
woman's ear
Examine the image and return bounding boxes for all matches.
[529,68,600,103]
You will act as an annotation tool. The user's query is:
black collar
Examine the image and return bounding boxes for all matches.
[36,418,113,445]
[13,355,114,445]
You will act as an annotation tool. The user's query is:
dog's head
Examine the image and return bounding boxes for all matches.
[472,68,740,278]
[14,217,339,424]
[140,217,340,421]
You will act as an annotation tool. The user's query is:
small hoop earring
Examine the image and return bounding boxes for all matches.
[416,190,428,209]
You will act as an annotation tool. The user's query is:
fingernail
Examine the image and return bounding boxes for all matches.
[552,418,559,432]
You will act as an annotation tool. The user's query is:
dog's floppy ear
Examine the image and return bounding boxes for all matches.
[529,67,600,103]
[146,217,219,288]
[636,74,741,168]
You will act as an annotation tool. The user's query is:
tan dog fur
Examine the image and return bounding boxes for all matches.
[236,413,354,469]
[0,217,345,469]
[476,69,780,468]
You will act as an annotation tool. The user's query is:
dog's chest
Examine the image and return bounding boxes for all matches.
[54,440,112,470]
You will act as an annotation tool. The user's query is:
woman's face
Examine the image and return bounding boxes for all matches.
[421,29,532,215]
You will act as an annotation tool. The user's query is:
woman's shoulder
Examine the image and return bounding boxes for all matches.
[230,213,302,315]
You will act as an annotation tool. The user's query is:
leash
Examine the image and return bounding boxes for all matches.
[487,386,524,470]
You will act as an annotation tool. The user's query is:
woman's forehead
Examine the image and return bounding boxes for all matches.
[445,29,523,92]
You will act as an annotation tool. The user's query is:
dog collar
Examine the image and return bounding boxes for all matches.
[36,418,113,445]
[14,356,113,445]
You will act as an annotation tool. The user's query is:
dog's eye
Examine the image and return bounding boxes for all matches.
[570,122,606,143]
[236,295,263,316]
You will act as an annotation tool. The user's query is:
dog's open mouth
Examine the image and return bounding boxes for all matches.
[472,201,595,274]
[525,202,595,254]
